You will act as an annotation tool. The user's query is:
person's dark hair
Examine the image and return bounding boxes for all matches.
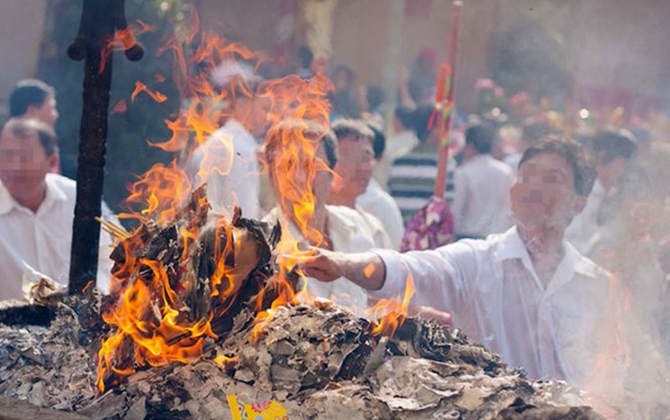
[522,118,554,144]
[331,119,374,143]
[9,79,55,117]
[296,46,314,69]
[321,130,338,169]
[394,106,415,130]
[412,103,435,143]
[519,135,596,197]
[465,121,496,154]
[590,128,637,164]
[2,117,58,156]
[366,123,385,160]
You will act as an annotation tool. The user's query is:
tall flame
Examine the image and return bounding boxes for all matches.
[97,8,335,392]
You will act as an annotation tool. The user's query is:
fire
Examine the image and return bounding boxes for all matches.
[99,19,157,73]
[131,81,168,103]
[366,274,415,337]
[97,9,336,392]
[118,159,191,225]
[214,354,238,368]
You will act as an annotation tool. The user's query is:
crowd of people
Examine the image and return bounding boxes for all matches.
[2,44,670,405]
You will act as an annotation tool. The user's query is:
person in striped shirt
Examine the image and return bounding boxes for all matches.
[388,103,455,224]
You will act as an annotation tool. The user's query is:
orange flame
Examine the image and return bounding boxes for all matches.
[131,81,168,103]
[366,274,415,337]
[99,20,156,74]
[119,160,191,224]
[98,258,216,392]
[98,8,336,392]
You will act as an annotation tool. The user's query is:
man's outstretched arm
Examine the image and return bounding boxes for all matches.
[300,248,386,291]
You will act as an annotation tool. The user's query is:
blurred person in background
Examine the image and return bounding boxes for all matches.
[405,47,438,106]
[452,120,515,240]
[566,128,638,260]
[9,79,61,174]
[329,65,363,120]
[328,119,393,249]
[504,117,555,174]
[362,85,386,127]
[184,61,270,219]
[389,103,455,224]
[374,105,418,189]
[356,123,404,249]
[293,45,314,79]
[0,118,115,300]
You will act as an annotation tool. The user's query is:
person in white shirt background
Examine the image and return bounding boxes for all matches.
[184,61,270,220]
[452,120,516,240]
[356,123,404,249]
[327,119,394,250]
[300,137,626,390]
[373,106,418,189]
[0,118,115,300]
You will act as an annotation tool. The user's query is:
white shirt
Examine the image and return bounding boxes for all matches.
[356,178,404,249]
[185,119,260,219]
[371,227,619,387]
[0,174,115,300]
[264,205,377,314]
[452,154,515,237]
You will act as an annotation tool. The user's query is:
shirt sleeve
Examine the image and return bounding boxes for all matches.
[369,241,480,313]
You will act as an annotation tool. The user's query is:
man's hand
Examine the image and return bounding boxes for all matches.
[298,248,386,291]
[300,247,346,283]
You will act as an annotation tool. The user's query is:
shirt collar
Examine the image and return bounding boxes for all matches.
[0,174,69,216]
[0,180,14,215]
[494,226,603,289]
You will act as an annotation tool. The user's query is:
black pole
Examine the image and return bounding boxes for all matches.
[67,0,143,295]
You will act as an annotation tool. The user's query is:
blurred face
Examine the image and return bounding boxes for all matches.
[510,152,585,230]
[27,95,59,128]
[332,135,375,198]
[0,128,53,199]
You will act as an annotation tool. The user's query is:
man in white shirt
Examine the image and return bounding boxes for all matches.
[0,118,115,300]
[184,62,269,220]
[301,137,623,388]
[452,121,515,239]
[357,124,404,249]
[328,120,394,249]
